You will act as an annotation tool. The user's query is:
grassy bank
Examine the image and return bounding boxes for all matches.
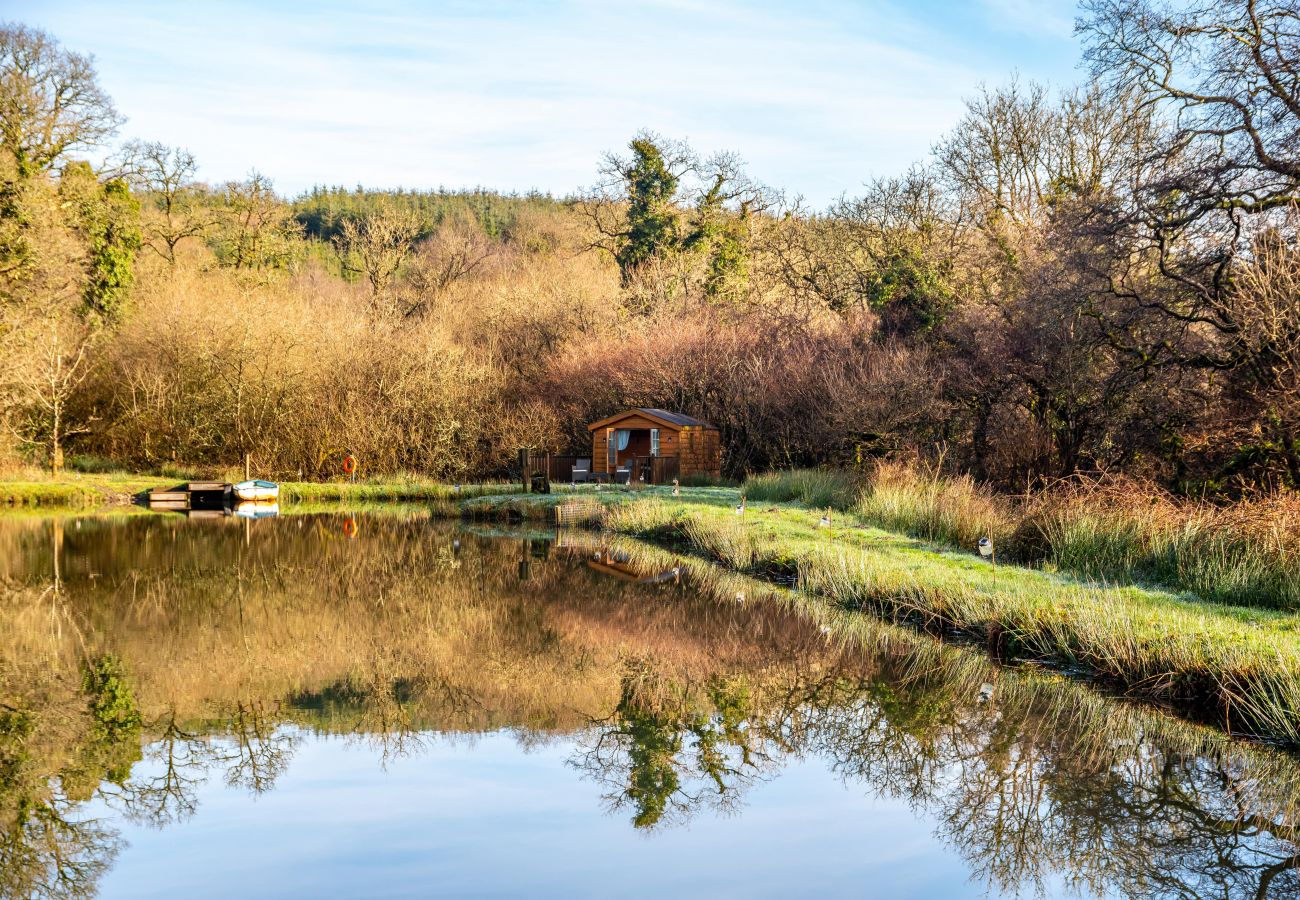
[748,464,1300,611]
[461,483,1300,745]
[279,479,515,503]
[0,473,178,507]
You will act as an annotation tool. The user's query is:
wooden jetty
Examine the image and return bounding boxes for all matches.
[147,482,231,510]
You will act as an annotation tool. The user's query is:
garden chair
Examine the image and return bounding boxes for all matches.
[572,459,591,484]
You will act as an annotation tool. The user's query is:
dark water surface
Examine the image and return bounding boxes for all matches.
[1,509,1298,899]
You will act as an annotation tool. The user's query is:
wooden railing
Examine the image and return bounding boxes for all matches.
[518,450,680,491]
[626,454,679,485]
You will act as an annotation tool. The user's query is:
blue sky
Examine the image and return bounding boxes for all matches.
[10,0,1085,205]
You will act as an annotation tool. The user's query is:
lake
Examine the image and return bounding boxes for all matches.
[1,509,1297,898]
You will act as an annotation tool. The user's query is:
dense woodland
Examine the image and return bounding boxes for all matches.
[2,1,1299,494]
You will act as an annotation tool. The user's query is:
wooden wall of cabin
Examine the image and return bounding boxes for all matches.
[590,415,683,474]
[678,428,721,478]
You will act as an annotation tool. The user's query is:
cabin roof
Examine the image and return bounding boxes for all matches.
[587,408,716,431]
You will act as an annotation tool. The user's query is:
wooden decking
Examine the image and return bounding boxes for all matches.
[147,482,231,510]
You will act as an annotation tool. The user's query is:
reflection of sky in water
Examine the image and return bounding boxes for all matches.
[88,730,1064,899]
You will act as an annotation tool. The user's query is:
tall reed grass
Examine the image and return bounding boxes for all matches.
[1021,481,1300,610]
[854,460,1018,552]
[744,469,857,510]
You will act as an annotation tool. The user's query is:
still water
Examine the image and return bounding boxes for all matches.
[1,509,1297,899]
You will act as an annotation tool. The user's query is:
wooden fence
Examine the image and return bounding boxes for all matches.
[519,450,680,491]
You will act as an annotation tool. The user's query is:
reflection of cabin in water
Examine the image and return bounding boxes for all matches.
[588,409,721,483]
[554,530,681,583]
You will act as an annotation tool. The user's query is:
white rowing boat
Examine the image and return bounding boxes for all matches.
[232,479,279,502]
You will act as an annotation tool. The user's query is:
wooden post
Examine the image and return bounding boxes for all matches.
[244,453,251,481]
[519,448,530,493]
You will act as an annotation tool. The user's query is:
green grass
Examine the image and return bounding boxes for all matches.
[753,464,1300,612]
[0,472,181,507]
[279,478,516,504]
[0,481,106,507]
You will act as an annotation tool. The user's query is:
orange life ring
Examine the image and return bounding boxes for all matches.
[343,517,358,539]
[342,455,357,475]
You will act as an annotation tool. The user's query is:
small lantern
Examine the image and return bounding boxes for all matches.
[978,537,993,557]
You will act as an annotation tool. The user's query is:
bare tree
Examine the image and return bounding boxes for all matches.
[214,171,301,270]
[333,202,423,300]
[1081,0,1300,486]
[398,220,494,318]
[1083,0,1300,218]
[123,140,212,264]
[9,312,97,472]
[0,22,121,177]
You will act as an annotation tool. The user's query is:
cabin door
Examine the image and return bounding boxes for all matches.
[606,428,617,472]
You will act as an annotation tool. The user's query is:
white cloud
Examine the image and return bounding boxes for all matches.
[12,0,1082,205]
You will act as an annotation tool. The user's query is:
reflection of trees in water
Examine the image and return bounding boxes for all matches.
[0,656,139,900]
[574,652,1300,899]
[1,513,1298,897]
[98,701,298,831]
[0,801,120,900]
[574,663,776,829]
[1028,751,1300,900]
[0,673,298,898]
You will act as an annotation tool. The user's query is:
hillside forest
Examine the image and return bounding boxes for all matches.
[2,1,1299,495]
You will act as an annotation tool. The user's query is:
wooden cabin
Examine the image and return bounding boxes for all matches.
[588,409,721,483]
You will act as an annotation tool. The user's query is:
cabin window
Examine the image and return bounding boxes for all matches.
[606,428,616,468]
[650,429,660,457]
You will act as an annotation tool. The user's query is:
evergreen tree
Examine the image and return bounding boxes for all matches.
[614,136,683,284]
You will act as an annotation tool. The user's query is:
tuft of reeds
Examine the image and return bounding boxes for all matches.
[844,460,1300,611]
[744,468,858,510]
[854,459,1018,552]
